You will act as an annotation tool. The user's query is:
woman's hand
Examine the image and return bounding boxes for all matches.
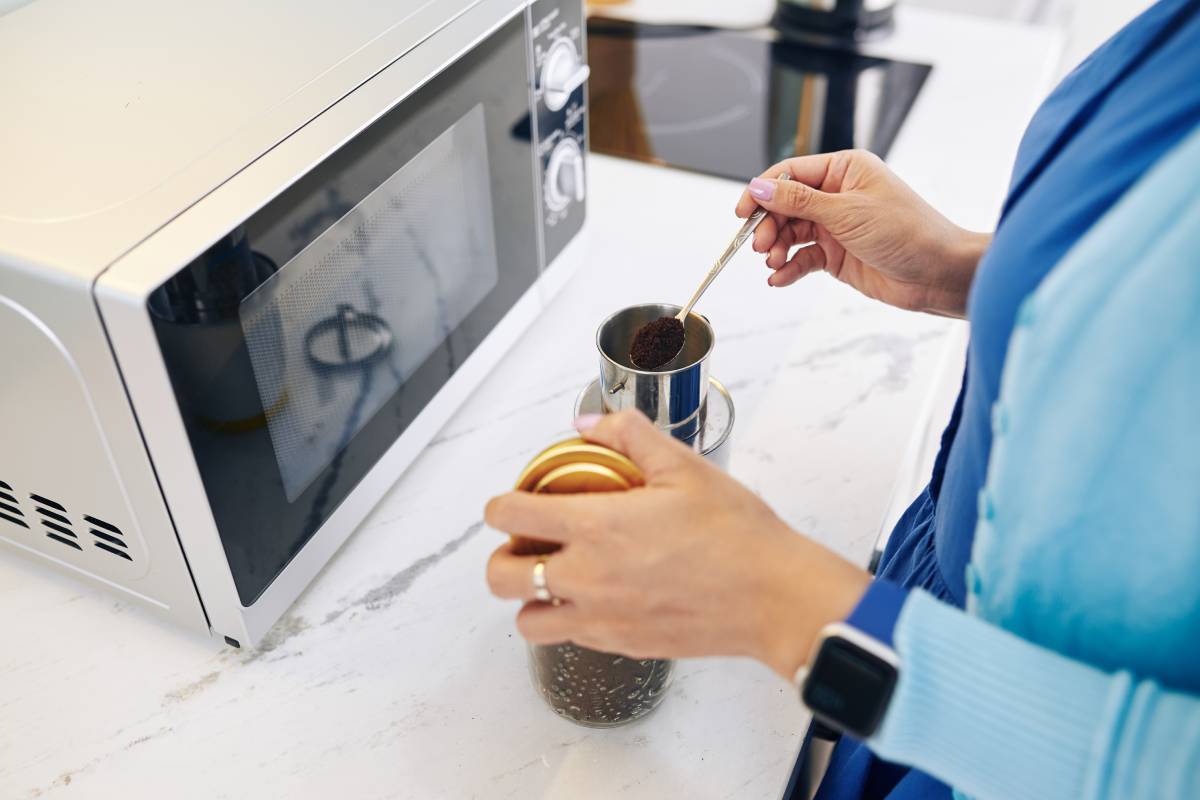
[738,149,991,318]
[485,410,870,680]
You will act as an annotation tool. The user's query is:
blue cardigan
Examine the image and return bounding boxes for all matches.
[865,123,1200,798]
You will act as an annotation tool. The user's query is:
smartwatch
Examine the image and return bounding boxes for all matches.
[794,622,900,740]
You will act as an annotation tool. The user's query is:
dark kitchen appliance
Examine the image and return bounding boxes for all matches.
[587,18,930,182]
[775,0,899,39]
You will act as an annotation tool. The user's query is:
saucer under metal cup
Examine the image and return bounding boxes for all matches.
[596,303,714,441]
[576,376,734,471]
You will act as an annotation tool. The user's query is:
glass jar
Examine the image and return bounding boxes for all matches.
[512,437,673,727]
[529,642,673,727]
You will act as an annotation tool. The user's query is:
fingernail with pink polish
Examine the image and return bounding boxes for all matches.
[748,178,775,201]
[573,413,603,433]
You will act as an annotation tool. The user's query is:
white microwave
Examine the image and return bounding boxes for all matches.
[0,0,590,647]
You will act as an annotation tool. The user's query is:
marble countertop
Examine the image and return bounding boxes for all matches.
[0,9,1060,799]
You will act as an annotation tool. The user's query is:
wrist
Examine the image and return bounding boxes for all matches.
[752,530,871,681]
[919,227,991,318]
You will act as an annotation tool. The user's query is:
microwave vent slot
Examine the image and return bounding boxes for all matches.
[31,493,81,551]
[85,515,132,561]
[0,480,29,529]
[0,481,135,564]
[30,493,66,511]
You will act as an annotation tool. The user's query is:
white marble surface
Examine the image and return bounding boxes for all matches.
[0,10,1060,799]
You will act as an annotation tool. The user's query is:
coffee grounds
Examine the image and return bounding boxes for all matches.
[629,316,685,369]
[531,642,672,727]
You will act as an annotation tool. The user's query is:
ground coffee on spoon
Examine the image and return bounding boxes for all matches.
[629,316,684,369]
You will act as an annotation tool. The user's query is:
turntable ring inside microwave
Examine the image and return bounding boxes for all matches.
[304,303,394,371]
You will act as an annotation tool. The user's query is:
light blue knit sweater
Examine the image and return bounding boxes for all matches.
[869,124,1200,799]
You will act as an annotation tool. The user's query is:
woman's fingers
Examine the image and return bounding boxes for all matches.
[738,161,800,217]
[749,177,844,230]
[576,409,695,482]
[516,600,583,645]
[779,153,838,188]
[756,212,807,254]
[486,545,540,600]
[487,543,583,601]
[517,604,634,655]
[768,244,826,287]
[766,221,817,268]
[736,154,837,218]
[753,213,778,253]
[485,490,620,545]
[761,219,791,261]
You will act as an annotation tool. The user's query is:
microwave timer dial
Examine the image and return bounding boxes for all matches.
[541,36,589,112]
[544,137,584,212]
[532,0,587,262]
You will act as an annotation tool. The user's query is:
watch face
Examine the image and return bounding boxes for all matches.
[802,636,898,739]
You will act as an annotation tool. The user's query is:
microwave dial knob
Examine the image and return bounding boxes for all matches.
[545,138,584,212]
[541,36,590,112]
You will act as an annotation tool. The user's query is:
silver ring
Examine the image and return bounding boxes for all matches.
[531,558,562,606]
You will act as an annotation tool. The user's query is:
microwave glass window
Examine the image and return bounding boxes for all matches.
[240,105,500,502]
[149,14,538,606]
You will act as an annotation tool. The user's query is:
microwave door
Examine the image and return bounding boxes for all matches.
[144,10,543,640]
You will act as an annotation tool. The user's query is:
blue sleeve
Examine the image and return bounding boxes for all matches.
[862,112,1200,799]
[843,578,908,648]
[869,591,1200,800]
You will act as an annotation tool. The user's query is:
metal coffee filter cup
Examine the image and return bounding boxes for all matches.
[597,303,714,441]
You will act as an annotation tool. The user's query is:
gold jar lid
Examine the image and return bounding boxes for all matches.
[510,437,643,555]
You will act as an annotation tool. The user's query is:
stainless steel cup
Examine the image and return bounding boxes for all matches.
[597,303,714,441]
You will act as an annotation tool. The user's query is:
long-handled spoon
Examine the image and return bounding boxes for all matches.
[630,173,792,369]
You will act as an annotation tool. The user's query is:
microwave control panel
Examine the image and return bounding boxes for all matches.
[530,0,588,265]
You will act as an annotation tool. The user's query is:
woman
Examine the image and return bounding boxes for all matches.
[485,1,1200,797]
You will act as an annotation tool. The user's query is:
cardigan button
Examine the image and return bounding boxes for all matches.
[977,490,996,520]
[966,563,983,597]
[992,404,1010,435]
[1016,300,1038,327]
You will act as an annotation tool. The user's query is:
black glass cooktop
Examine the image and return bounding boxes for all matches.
[587,20,932,181]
